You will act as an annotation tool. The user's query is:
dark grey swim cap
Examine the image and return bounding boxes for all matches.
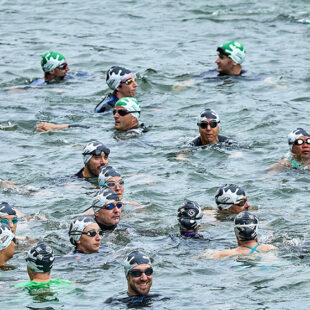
[234,211,258,241]
[124,250,151,275]
[0,202,16,217]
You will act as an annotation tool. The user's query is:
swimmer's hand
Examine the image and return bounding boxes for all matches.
[36,122,69,132]
[228,151,243,159]
[263,77,287,89]
[172,79,195,91]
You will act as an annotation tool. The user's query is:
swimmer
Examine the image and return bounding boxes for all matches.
[69,217,103,254]
[208,211,276,259]
[183,109,238,149]
[35,97,146,136]
[0,223,15,266]
[28,51,70,88]
[172,41,246,90]
[75,141,110,179]
[106,250,159,306]
[215,184,251,214]
[177,201,203,238]
[95,66,138,113]
[268,128,310,172]
[114,97,146,137]
[90,188,123,231]
[0,202,19,234]
[15,242,71,287]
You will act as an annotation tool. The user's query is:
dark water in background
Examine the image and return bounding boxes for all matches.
[0,0,310,309]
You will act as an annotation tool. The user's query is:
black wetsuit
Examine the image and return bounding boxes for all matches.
[105,293,163,308]
[189,134,238,147]
[94,92,118,113]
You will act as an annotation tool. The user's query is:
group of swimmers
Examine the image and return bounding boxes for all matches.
[1,40,310,304]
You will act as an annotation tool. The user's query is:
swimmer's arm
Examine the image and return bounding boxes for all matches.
[172,79,195,91]
[263,77,286,89]
[267,159,290,174]
[123,201,140,206]
[35,122,89,132]
[209,249,235,259]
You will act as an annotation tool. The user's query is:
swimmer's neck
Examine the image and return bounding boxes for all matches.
[28,270,51,283]
[237,239,258,248]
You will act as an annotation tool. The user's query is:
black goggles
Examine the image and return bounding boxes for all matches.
[81,230,104,237]
[83,145,110,156]
[294,138,310,146]
[198,121,219,129]
[57,63,68,70]
[220,199,247,207]
[113,109,140,117]
[128,267,153,277]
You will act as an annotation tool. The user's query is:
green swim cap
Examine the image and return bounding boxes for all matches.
[115,97,141,120]
[217,41,246,64]
[41,51,66,73]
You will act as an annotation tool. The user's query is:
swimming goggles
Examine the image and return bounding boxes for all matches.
[57,63,68,70]
[82,229,103,237]
[0,218,18,225]
[122,77,136,85]
[83,145,109,156]
[128,267,153,277]
[113,109,140,117]
[102,202,123,210]
[197,121,219,129]
[294,138,310,146]
[102,180,124,188]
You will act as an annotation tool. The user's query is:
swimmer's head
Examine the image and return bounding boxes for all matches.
[197,108,220,125]
[288,128,310,150]
[98,166,121,187]
[124,250,152,276]
[26,242,55,273]
[82,141,110,165]
[41,51,66,73]
[217,41,246,64]
[69,216,96,246]
[177,201,203,231]
[234,211,258,241]
[106,66,132,90]
[0,202,16,217]
[0,223,14,251]
[91,188,120,212]
[115,97,141,121]
[215,184,246,210]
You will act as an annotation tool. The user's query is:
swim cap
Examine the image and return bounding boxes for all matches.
[26,242,55,273]
[0,223,14,251]
[197,108,220,125]
[115,97,141,120]
[106,66,132,90]
[82,141,110,165]
[217,41,246,64]
[98,166,121,187]
[288,128,310,149]
[0,202,16,217]
[41,52,66,73]
[177,201,202,230]
[124,250,152,276]
[91,188,120,212]
[215,184,246,210]
[234,211,258,241]
[69,217,96,246]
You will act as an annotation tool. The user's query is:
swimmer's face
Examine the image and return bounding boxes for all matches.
[116,73,138,98]
[95,202,122,227]
[199,118,219,145]
[227,196,250,214]
[0,215,17,234]
[86,153,109,177]
[127,264,153,296]
[103,176,124,200]
[54,62,70,77]
[114,106,139,131]
[292,136,310,158]
[215,54,235,75]
[77,223,102,254]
